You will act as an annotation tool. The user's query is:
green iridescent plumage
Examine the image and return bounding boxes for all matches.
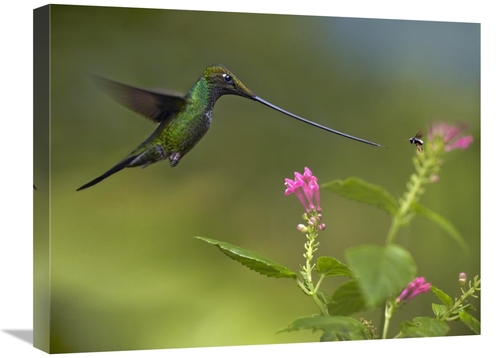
[77,64,382,191]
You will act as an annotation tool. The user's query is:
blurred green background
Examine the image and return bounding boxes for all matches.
[35,4,480,353]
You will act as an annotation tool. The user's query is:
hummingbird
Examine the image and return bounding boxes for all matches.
[77,64,383,191]
[408,131,424,153]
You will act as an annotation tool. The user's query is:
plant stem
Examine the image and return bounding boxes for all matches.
[382,301,394,339]
[383,148,442,336]
[304,232,316,283]
[386,151,436,246]
[385,219,399,247]
[439,277,481,321]
[312,292,329,316]
[300,228,329,316]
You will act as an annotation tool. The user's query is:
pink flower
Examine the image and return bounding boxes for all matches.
[285,167,321,212]
[445,135,474,151]
[428,122,473,152]
[397,277,431,304]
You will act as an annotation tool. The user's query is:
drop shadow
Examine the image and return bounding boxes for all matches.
[3,329,33,345]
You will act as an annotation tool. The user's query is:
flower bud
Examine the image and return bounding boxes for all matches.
[318,223,326,231]
[397,277,431,304]
[297,224,308,233]
[459,272,467,286]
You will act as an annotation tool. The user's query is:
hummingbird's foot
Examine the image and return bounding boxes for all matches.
[169,152,181,167]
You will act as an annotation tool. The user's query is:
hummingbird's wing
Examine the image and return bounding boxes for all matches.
[90,75,188,123]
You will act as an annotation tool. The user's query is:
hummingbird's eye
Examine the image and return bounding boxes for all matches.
[222,73,234,85]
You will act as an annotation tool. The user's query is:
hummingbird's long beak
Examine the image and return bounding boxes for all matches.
[253,96,383,147]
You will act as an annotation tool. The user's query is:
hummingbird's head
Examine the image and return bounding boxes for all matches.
[203,64,256,100]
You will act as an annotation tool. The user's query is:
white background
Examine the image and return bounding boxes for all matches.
[1,1,495,357]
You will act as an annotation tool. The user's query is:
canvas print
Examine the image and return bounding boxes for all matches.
[33,4,480,354]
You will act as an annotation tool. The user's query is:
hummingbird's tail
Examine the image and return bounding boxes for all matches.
[77,156,136,191]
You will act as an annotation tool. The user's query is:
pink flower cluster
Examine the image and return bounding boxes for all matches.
[285,167,321,212]
[397,277,431,304]
[428,122,473,152]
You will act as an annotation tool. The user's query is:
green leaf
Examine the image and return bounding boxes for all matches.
[459,311,480,334]
[316,290,335,306]
[399,317,450,337]
[431,286,453,307]
[278,315,368,341]
[327,281,367,316]
[345,244,417,307]
[315,256,354,278]
[431,303,447,317]
[195,237,297,279]
[463,303,477,312]
[322,177,399,216]
[319,331,339,342]
[412,203,469,253]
